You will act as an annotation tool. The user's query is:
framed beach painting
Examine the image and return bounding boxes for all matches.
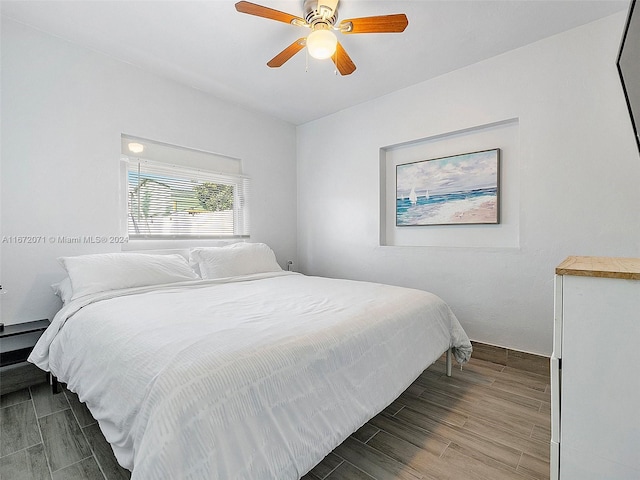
[396,149,500,226]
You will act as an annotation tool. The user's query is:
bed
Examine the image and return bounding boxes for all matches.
[29,243,472,480]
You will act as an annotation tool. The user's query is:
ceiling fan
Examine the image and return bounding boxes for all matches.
[235,0,408,75]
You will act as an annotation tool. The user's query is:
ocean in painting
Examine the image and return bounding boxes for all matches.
[396,187,497,226]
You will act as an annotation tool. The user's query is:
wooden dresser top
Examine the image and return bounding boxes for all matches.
[556,256,640,280]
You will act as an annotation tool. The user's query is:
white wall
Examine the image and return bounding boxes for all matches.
[0,18,298,324]
[297,12,640,356]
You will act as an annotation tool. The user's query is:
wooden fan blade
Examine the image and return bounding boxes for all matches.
[339,14,408,34]
[267,38,306,67]
[235,1,305,25]
[332,42,356,75]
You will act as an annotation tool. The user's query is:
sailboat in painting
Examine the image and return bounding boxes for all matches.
[409,187,417,205]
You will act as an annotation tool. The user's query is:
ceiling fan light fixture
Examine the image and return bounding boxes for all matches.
[235,1,407,75]
[306,28,337,59]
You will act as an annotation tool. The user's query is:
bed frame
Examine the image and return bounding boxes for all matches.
[446,347,453,376]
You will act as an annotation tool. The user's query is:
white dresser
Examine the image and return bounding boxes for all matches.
[551,256,640,479]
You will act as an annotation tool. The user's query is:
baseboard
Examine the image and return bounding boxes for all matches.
[471,341,549,376]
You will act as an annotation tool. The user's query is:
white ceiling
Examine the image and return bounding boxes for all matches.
[1,0,629,125]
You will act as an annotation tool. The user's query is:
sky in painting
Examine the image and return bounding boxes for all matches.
[396,149,498,198]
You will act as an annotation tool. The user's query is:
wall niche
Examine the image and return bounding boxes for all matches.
[380,118,520,248]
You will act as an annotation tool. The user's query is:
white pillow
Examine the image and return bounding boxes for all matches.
[58,253,199,300]
[190,243,282,279]
[51,277,73,304]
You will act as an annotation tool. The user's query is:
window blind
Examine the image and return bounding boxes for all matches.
[126,159,250,239]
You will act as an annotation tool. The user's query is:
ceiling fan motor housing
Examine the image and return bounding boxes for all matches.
[303,0,338,29]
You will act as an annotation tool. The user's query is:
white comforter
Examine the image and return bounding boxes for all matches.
[29,272,471,479]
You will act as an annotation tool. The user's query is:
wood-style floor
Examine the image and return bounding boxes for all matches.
[303,356,551,480]
[0,356,550,480]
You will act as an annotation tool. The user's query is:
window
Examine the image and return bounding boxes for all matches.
[121,136,249,240]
